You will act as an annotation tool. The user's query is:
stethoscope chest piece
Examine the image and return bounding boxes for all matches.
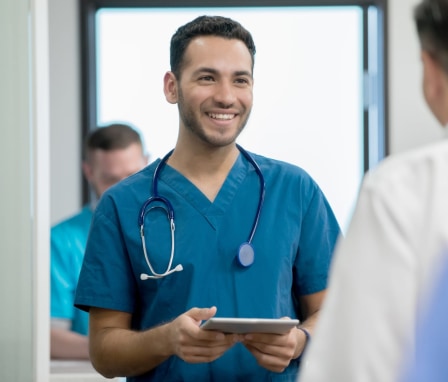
[237,242,255,267]
[139,145,264,279]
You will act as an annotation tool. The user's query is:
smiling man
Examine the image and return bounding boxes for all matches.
[74,16,341,381]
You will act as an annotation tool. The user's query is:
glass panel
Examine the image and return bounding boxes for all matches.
[367,5,386,168]
[97,7,363,232]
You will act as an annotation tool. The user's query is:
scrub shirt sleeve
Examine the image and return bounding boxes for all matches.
[75,195,137,314]
[50,228,79,320]
[295,183,341,296]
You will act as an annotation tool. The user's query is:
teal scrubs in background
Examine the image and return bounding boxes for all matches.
[51,205,92,335]
[75,150,341,381]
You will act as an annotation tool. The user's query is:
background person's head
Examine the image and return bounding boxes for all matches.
[82,123,148,198]
[169,15,256,80]
[414,0,448,125]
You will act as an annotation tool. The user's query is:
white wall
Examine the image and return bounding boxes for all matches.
[0,0,50,381]
[49,0,82,224]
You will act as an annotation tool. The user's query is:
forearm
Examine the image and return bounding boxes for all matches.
[293,311,317,359]
[292,290,325,359]
[299,310,318,334]
[89,306,232,378]
[50,328,89,359]
[90,322,172,378]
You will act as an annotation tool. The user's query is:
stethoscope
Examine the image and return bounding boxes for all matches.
[138,144,265,280]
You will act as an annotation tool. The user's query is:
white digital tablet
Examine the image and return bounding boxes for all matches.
[200,317,300,334]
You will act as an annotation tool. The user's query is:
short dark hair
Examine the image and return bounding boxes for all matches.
[83,123,144,162]
[415,0,448,73]
[170,15,256,79]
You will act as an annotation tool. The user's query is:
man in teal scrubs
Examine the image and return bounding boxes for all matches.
[51,123,148,359]
[75,16,341,380]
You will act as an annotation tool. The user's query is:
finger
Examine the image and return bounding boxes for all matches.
[244,343,290,373]
[196,331,240,345]
[244,332,285,345]
[179,342,236,363]
[243,338,294,361]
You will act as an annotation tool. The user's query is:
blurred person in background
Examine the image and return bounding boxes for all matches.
[51,123,148,359]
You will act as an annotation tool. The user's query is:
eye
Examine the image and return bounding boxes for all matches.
[235,77,251,86]
[198,75,214,82]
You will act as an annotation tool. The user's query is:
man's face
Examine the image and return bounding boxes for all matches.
[167,36,254,148]
[421,49,448,126]
[83,143,147,197]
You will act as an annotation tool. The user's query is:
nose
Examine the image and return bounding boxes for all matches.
[213,80,236,107]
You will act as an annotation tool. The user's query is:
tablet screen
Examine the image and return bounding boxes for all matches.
[200,318,300,334]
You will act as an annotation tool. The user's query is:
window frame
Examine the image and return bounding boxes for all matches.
[79,0,389,203]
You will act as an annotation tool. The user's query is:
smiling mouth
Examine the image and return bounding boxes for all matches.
[208,113,236,120]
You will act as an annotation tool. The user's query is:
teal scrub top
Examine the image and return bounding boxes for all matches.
[51,205,92,335]
[75,151,341,381]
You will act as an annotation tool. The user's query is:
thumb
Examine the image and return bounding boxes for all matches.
[187,306,217,323]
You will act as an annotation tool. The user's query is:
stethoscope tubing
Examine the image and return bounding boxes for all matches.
[138,144,265,278]
[235,144,265,244]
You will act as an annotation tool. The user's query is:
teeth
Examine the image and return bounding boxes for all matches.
[209,113,234,120]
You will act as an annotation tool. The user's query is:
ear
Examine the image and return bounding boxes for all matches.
[82,161,93,183]
[421,50,444,100]
[163,71,178,104]
[421,50,448,125]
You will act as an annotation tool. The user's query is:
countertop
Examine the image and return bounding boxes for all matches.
[50,360,123,382]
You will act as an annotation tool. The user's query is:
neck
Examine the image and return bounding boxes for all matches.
[166,143,240,202]
[168,143,239,175]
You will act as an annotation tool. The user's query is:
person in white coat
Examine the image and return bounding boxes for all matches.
[298,0,448,381]
[400,251,448,382]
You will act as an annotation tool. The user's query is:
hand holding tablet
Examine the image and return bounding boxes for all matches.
[200,317,300,334]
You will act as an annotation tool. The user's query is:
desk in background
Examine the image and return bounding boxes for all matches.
[51,360,123,382]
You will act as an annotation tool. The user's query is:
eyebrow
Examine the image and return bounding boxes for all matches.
[193,67,253,78]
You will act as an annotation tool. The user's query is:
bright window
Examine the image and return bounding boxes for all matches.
[93,5,385,232]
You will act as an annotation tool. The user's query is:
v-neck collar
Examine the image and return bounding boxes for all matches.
[157,153,249,229]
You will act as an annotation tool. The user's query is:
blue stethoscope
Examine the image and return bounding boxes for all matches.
[138,144,265,280]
